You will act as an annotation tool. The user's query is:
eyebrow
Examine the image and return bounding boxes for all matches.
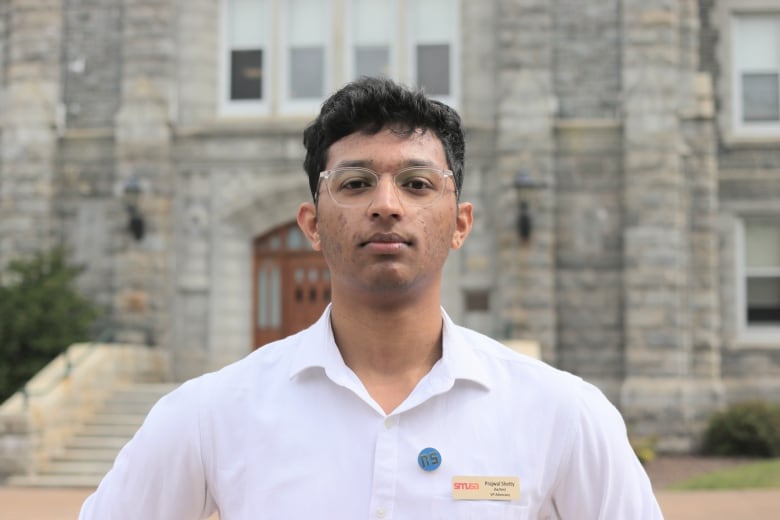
[332,159,439,169]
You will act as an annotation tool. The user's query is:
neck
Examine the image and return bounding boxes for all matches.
[329,289,444,413]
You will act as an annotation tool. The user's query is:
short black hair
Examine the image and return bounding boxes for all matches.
[303,76,465,201]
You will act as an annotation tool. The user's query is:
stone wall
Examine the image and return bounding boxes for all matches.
[62,0,122,129]
[494,0,557,362]
[175,0,218,125]
[0,0,62,266]
[554,121,624,403]
[112,0,176,347]
[57,131,118,311]
[618,0,722,450]
[553,0,621,118]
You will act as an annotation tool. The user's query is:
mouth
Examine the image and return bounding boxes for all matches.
[360,233,412,251]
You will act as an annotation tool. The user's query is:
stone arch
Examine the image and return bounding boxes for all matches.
[207,175,313,368]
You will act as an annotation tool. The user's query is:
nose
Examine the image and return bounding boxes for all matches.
[367,175,404,218]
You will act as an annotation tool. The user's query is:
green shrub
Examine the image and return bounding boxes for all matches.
[0,248,98,403]
[702,401,780,458]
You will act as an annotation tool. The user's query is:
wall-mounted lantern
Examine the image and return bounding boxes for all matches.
[513,169,547,243]
[123,177,145,241]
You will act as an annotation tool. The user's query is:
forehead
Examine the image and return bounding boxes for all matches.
[325,127,447,170]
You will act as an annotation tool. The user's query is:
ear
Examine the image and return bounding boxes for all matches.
[297,202,321,251]
[451,202,473,250]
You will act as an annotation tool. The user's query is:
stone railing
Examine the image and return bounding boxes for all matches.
[0,343,169,479]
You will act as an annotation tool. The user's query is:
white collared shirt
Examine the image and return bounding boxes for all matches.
[80,307,663,519]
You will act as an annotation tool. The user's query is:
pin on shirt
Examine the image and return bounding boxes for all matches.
[417,447,441,471]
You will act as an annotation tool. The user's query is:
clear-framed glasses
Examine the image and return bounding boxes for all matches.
[317,167,455,208]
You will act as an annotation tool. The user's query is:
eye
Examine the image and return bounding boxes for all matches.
[341,178,372,190]
[397,169,440,193]
[333,170,376,192]
[402,177,434,191]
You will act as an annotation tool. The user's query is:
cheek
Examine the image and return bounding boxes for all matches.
[318,213,350,258]
[421,213,456,253]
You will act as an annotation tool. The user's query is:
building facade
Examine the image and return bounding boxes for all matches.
[1,0,779,450]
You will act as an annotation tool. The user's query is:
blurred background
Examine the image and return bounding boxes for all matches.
[0,0,779,499]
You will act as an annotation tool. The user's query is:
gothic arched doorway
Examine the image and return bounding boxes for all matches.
[252,222,331,349]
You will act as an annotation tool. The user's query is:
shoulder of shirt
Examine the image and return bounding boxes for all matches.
[167,328,308,402]
[450,322,606,403]
[451,323,624,442]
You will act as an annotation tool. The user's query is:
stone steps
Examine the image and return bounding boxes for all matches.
[6,382,178,488]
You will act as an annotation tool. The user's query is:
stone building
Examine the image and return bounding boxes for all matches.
[1,0,779,450]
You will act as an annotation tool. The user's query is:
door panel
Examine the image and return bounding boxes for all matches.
[285,257,331,336]
[253,223,330,349]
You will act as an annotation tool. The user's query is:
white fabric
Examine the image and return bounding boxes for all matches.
[80,307,663,519]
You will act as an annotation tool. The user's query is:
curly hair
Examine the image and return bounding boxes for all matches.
[302,77,465,201]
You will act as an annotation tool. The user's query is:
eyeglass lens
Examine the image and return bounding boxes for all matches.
[325,168,449,207]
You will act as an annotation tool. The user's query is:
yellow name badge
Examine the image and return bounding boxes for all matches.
[451,476,520,501]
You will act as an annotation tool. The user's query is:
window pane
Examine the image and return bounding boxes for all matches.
[352,0,392,79]
[747,277,780,324]
[287,226,305,250]
[464,290,490,312]
[356,45,390,77]
[411,0,455,95]
[257,268,268,327]
[734,15,779,70]
[290,47,324,98]
[257,263,281,328]
[417,44,450,95]
[288,0,326,44]
[287,0,326,100]
[270,265,280,328]
[413,0,456,42]
[354,0,392,43]
[229,0,266,47]
[746,221,780,268]
[231,49,263,100]
[742,73,780,122]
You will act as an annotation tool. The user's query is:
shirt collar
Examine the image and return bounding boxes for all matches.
[288,305,492,391]
[438,309,492,390]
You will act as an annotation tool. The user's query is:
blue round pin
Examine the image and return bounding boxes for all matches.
[417,447,442,471]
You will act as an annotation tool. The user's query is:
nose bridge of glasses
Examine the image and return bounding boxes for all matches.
[371,172,405,205]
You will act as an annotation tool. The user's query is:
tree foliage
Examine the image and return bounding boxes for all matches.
[0,248,98,403]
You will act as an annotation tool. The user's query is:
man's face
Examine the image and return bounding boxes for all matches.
[298,126,472,299]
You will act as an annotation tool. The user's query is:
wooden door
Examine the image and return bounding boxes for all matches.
[253,223,330,349]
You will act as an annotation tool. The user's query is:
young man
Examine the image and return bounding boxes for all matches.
[80,77,663,519]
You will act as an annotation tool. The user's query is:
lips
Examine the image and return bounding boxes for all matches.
[360,233,412,254]
[361,233,411,247]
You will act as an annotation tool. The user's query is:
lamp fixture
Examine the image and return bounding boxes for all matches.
[122,177,145,241]
[513,169,547,243]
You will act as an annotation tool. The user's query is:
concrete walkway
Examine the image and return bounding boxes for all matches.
[1,485,779,519]
[657,489,780,519]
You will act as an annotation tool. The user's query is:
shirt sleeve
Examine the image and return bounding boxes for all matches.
[79,379,217,520]
[551,382,664,519]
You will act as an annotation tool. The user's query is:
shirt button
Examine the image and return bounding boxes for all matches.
[375,507,387,519]
[384,417,395,429]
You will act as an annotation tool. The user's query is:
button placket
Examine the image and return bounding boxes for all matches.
[368,415,400,519]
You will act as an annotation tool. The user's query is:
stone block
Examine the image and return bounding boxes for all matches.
[0,414,30,434]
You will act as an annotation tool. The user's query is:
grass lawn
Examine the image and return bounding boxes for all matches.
[672,458,780,491]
